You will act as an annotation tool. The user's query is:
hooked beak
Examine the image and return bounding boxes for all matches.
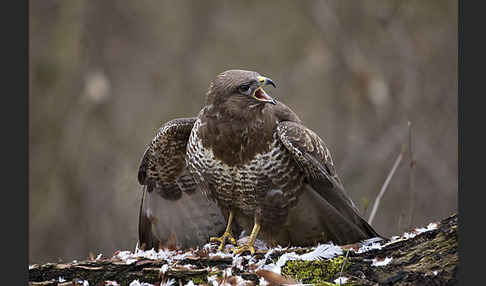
[253,76,277,105]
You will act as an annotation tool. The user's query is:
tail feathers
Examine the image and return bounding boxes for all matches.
[357,216,388,241]
[138,187,160,250]
[138,185,226,250]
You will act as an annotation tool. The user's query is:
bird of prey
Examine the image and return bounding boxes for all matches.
[138,69,381,254]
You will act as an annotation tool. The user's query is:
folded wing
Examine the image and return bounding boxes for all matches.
[277,121,381,244]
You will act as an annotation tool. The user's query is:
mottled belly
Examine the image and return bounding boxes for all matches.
[186,119,304,216]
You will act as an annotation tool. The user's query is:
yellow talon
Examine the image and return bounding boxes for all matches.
[232,244,255,255]
[210,211,237,251]
[210,231,237,251]
[232,222,261,255]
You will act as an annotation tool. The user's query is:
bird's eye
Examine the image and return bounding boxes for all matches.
[238,84,251,95]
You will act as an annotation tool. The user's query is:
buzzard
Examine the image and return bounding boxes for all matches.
[138,70,381,254]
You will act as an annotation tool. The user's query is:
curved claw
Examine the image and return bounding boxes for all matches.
[210,231,237,251]
[232,244,256,255]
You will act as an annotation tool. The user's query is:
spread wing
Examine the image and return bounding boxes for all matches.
[277,121,381,243]
[138,118,226,250]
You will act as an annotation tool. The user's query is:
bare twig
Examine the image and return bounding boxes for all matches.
[407,121,416,228]
[338,249,351,285]
[368,148,404,225]
[397,211,406,234]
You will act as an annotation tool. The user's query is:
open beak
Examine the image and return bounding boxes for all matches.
[253,76,277,105]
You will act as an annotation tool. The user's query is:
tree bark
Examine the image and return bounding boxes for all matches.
[29,213,458,286]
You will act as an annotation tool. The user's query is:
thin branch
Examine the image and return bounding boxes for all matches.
[368,149,404,225]
[338,248,350,285]
[407,121,416,228]
[397,211,405,234]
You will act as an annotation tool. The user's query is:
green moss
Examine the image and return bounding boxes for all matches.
[281,256,350,285]
[314,283,343,286]
[185,274,207,285]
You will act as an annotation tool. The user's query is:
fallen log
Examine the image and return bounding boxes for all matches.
[29,213,458,286]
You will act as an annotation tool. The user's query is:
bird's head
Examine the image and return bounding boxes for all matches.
[205,70,277,107]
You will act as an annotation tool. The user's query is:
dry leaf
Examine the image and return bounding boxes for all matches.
[341,243,359,251]
[255,269,297,286]
[88,251,95,261]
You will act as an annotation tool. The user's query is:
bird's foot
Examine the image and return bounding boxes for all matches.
[210,231,237,251]
[232,243,255,255]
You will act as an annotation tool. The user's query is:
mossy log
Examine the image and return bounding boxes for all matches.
[280,213,458,285]
[29,214,458,286]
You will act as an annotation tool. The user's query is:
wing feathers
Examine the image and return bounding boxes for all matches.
[276,121,343,189]
[277,121,381,240]
[138,117,227,249]
[138,117,196,197]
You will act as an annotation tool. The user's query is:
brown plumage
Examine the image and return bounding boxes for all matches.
[137,118,227,250]
[138,69,381,252]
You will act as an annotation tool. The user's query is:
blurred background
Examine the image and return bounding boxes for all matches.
[29,1,457,264]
